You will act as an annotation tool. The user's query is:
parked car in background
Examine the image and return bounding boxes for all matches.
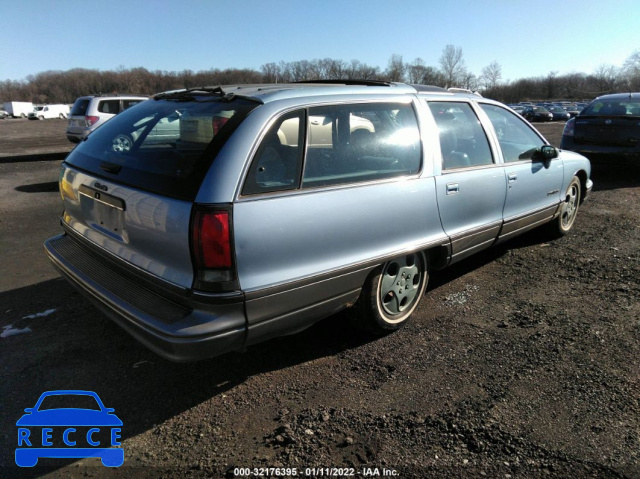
[562,105,581,118]
[45,82,592,362]
[522,106,553,122]
[28,104,70,120]
[66,94,148,143]
[547,106,571,121]
[561,92,640,159]
[2,101,34,118]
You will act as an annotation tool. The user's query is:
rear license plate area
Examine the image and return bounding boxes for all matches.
[78,185,126,240]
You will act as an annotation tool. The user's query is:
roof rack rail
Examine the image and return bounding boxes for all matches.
[86,93,148,97]
[294,79,394,87]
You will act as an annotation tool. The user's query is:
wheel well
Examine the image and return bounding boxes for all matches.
[425,244,450,271]
[575,170,588,204]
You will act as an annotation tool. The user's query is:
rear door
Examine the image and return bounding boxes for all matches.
[427,100,506,263]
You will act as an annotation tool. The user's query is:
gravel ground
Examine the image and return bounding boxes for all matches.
[0,120,638,478]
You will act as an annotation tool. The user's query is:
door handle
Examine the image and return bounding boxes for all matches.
[446,183,460,195]
[508,173,518,183]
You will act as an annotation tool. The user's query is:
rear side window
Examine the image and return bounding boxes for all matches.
[428,101,493,170]
[98,100,121,114]
[65,98,259,200]
[242,102,421,195]
[70,98,90,116]
[123,99,145,109]
[302,103,420,188]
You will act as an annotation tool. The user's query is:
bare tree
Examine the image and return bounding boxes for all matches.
[480,61,502,90]
[622,49,640,90]
[592,64,618,93]
[385,54,406,82]
[439,45,466,87]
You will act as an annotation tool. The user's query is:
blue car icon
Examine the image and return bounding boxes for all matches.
[16,390,123,467]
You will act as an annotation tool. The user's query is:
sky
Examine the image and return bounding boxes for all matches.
[1,0,639,84]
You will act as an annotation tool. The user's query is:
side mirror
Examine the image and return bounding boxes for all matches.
[533,145,558,163]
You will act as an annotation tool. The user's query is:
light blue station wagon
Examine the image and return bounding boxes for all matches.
[45,82,592,361]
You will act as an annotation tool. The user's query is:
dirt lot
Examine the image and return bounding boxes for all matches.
[0,119,638,478]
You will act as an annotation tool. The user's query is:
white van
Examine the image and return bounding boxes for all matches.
[28,104,70,120]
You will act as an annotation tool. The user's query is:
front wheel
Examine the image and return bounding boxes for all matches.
[352,252,428,335]
[548,176,581,237]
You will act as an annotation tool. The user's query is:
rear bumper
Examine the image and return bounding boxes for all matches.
[44,233,246,362]
[66,128,90,143]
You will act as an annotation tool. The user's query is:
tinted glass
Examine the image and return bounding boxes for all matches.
[65,98,259,200]
[582,99,640,116]
[301,103,421,188]
[98,100,120,114]
[480,104,545,162]
[243,110,305,195]
[123,99,146,109]
[429,101,493,170]
[70,98,90,116]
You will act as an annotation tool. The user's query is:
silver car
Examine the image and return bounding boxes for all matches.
[45,83,592,361]
[66,94,148,143]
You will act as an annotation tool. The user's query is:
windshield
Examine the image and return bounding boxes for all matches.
[65,97,260,200]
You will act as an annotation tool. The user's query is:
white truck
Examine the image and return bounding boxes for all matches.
[2,101,35,118]
[28,104,70,120]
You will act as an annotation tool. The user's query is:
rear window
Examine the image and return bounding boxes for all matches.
[65,97,259,200]
[70,98,90,116]
[582,99,640,116]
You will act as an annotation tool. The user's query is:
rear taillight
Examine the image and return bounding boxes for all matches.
[212,116,229,136]
[191,208,236,289]
[563,117,575,137]
[85,115,100,127]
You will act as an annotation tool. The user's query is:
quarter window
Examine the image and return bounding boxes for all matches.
[480,104,545,162]
[98,100,120,114]
[242,110,305,196]
[428,102,493,170]
[123,99,145,109]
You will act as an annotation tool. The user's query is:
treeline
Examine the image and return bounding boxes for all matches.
[2,46,639,105]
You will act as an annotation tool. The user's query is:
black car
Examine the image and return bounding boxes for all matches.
[560,93,640,159]
[562,105,581,118]
[522,106,553,122]
[547,106,571,121]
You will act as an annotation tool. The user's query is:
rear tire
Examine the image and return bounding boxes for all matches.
[352,252,428,335]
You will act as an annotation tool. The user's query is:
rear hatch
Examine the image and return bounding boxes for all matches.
[574,116,640,146]
[67,98,92,132]
[60,93,260,290]
[574,98,640,146]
